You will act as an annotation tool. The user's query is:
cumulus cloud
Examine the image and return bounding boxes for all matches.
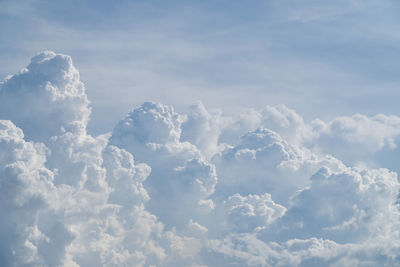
[209,234,400,267]
[1,51,400,266]
[213,127,345,205]
[222,193,286,233]
[253,105,400,169]
[308,114,400,167]
[0,120,56,266]
[181,101,223,158]
[110,101,218,229]
[271,166,400,243]
[0,51,91,142]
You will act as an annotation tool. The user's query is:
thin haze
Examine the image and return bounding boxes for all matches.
[1,0,400,134]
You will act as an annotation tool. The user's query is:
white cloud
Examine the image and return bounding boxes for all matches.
[1,51,400,266]
[278,166,400,243]
[110,101,218,229]
[308,114,400,165]
[213,127,345,205]
[0,51,91,142]
[222,193,286,233]
[0,120,70,266]
[181,101,223,158]
[224,104,400,170]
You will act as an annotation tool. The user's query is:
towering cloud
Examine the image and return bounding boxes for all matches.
[0,120,56,266]
[0,51,91,142]
[110,102,218,229]
[0,51,399,266]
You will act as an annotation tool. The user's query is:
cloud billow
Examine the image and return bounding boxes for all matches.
[0,51,399,266]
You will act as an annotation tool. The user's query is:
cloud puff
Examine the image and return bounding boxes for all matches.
[0,52,171,266]
[1,51,400,266]
[222,193,286,233]
[248,105,400,169]
[110,101,218,229]
[276,166,400,243]
[209,234,400,267]
[0,51,91,142]
[220,104,400,170]
[0,120,72,266]
[308,114,400,167]
[213,127,344,204]
[181,101,223,158]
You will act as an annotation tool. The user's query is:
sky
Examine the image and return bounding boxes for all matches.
[1,1,400,266]
[2,0,400,135]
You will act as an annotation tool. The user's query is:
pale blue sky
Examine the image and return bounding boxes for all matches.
[1,0,400,134]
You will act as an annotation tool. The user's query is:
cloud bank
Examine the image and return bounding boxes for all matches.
[0,51,399,266]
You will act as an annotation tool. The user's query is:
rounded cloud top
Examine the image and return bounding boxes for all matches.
[111,101,184,146]
[0,51,91,142]
[1,52,400,266]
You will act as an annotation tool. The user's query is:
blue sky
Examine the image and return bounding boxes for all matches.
[1,0,400,134]
[2,2,400,266]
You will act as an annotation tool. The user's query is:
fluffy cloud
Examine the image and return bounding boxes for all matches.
[220,104,400,169]
[282,166,399,242]
[213,127,345,205]
[1,51,400,266]
[308,114,400,168]
[209,234,400,267]
[0,120,55,266]
[222,193,286,233]
[0,52,171,266]
[0,51,91,142]
[110,101,218,229]
[181,101,223,158]
[254,105,400,169]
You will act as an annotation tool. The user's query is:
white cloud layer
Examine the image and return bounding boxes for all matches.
[0,52,399,266]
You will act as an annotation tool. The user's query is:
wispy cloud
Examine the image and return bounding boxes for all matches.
[1,0,400,136]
